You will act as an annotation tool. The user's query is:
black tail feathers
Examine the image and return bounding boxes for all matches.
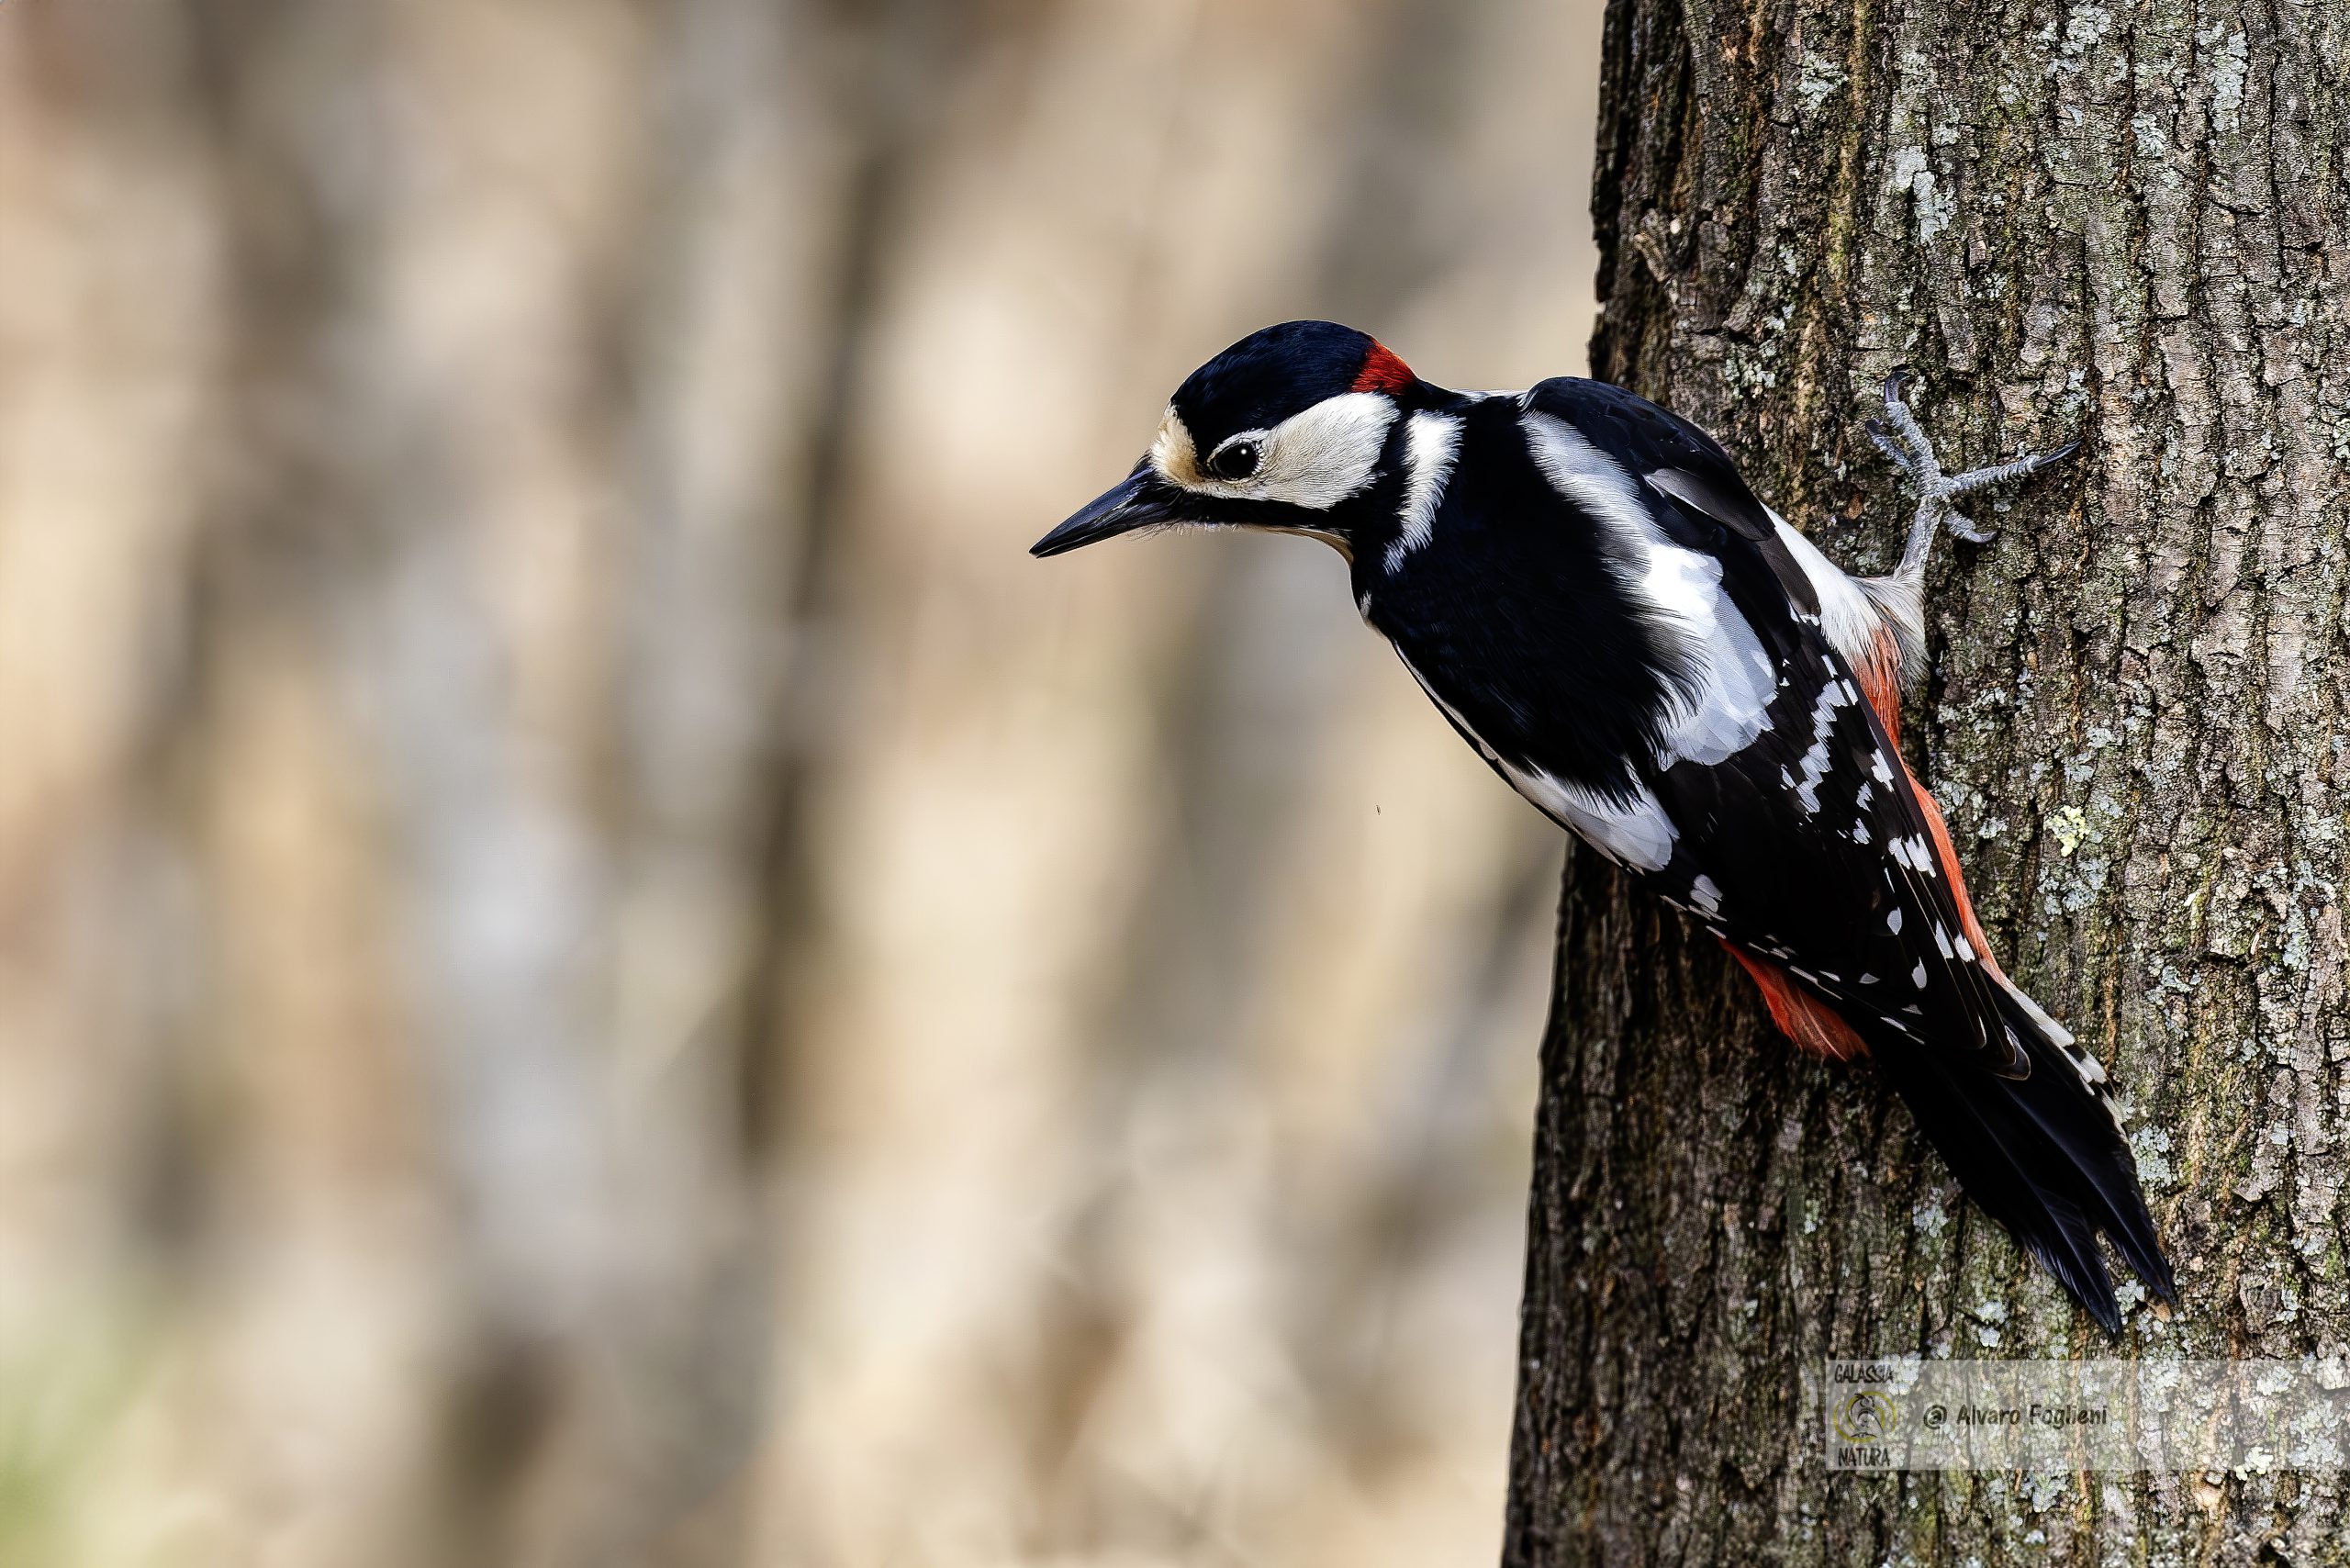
[1871,990,2173,1334]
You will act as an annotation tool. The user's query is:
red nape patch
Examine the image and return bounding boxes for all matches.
[1350,342,1415,395]
[1725,943,1871,1063]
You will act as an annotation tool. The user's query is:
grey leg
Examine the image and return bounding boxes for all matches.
[1865,368,2078,586]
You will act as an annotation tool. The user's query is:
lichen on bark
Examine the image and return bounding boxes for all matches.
[1504,0,2349,1560]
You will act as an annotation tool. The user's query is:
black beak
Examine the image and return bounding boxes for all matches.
[1031,466,1181,558]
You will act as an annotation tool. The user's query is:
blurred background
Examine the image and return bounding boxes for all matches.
[0,2,1602,1563]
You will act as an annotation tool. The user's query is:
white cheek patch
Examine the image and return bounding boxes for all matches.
[1152,394,1398,511]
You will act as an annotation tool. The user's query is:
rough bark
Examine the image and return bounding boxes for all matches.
[1504,0,2348,1560]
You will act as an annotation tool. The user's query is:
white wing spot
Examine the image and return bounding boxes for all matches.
[1910,960,1929,990]
[1886,907,1904,935]
[1857,972,1878,985]
[1786,676,1852,814]
[1955,935,1975,962]
[1690,874,1724,915]
[1871,751,1896,785]
[1932,922,1955,958]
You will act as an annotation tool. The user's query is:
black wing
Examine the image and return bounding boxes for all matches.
[1643,622,2026,1077]
[1519,379,2020,1073]
[1477,381,2170,1324]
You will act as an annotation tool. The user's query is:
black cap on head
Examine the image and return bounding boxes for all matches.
[1169,320,1404,448]
[1031,320,1412,558]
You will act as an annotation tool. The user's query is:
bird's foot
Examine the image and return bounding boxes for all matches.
[1864,368,2078,581]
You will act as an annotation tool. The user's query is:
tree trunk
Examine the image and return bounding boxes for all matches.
[1504,0,2347,1559]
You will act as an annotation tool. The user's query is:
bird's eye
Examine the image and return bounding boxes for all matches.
[1210,440,1261,481]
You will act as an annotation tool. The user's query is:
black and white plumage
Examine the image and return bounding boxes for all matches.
[1035,320,2171,1331]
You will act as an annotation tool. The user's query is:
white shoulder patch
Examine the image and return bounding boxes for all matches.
[1382,410,1463,573]
[1396,648,1679,870]
[1520,412,1776,767]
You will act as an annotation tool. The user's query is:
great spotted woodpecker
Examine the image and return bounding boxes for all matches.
[1035,319,2173,1332]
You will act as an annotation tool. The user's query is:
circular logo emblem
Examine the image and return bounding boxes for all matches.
[1833,1389,1897,1442]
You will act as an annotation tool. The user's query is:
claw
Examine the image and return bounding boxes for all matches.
[1941,439,2084,498]
[1864,419,1913,471]
[1865,368,2077,586]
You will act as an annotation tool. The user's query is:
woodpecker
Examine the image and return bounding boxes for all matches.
[1035,319,2174,1332]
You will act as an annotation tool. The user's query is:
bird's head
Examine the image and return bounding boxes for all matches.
[1032,320,1421,563]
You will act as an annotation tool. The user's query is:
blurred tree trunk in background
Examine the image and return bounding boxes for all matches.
[0,2,1605,1565]
[1505,0,2345,1560]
